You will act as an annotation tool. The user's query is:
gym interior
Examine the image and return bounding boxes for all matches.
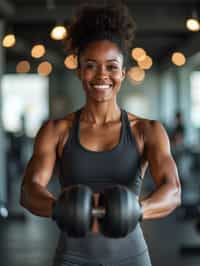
[0,0,200,265]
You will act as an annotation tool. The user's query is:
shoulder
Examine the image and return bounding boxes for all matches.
[141,119,169,146]
[126,111,169,149]
[127,112,166,136]
[35,112,76,146]
[54,112,76,133]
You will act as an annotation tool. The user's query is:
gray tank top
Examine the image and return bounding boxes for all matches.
[55,107,148,261]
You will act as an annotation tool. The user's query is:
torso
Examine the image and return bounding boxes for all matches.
[54,109,149,234]
[55,110,149,179]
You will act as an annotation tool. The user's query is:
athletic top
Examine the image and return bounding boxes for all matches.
[54,107,148,262]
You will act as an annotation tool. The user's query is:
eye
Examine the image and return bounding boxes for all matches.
[107,65,119,71]
[85,63,96,69]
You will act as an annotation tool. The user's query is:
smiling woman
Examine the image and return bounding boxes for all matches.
[63,3,134,106]
[77,40,126,103]
[20,2,181,266]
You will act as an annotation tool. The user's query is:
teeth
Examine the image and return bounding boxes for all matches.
[93,85,111,89]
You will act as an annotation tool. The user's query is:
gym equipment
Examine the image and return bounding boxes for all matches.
[52,184,93,237]
[52,184,143,238]
[98,185,142,238]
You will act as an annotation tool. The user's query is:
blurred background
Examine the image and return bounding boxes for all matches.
[0,0,200,265]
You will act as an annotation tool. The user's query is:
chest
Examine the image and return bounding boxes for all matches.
[60,134,141,193]
[79,122,122,152]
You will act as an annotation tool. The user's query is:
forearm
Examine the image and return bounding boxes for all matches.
[140,182,181,220]
[20,182,56,217]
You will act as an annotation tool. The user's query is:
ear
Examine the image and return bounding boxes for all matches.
[121,67,126,81]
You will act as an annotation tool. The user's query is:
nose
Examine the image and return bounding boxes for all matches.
[95,65,108,78]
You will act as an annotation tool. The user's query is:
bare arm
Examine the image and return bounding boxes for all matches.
[140,121,181,220]
[20,120,59,218]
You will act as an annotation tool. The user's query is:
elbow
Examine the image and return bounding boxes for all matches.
[20,195,26,208]
[176,186,182,207]
[172,184,182,210]
[20,191,36,216]
[163,186,182,218]
[19,184,29,209]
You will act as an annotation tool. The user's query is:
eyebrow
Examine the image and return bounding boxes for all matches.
[85,59,120,63]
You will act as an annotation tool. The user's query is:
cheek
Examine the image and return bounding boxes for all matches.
[113,72,123,83]
[82,70,95,81]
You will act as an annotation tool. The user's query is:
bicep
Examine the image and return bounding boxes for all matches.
[23,152,56,187]
[146,121,180,187]
[22,120,58,188]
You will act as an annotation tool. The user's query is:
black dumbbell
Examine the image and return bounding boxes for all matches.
[98,184,143,238]
[52,184,142,238]
[52,184,94,237]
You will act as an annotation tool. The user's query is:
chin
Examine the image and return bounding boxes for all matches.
[93,95,113,102]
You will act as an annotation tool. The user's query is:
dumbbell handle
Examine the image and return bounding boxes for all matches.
[92,207,106,218]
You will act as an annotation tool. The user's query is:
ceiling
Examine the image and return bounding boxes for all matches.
[1,0,200,71]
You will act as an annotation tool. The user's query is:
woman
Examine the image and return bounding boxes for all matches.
[20,3,181,266]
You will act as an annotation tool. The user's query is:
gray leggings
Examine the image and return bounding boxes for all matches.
[53,249,152,266]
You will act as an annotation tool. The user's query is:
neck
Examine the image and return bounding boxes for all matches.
[81,101,121,125]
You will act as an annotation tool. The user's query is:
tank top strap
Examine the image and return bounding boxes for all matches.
[73,107,83,143]
[120,108,126,143]
[64,108,82,149]
[75,108,82,127]
[122,109,142,175]
[122,109,136,145]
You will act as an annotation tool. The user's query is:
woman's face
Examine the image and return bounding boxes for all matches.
[77,40,126,103]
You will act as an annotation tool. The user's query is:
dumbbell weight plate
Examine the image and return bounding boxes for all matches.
[99,185,139,238]
[64,184,93,237]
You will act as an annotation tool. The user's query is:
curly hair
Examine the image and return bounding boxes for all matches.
[64,1,136,67]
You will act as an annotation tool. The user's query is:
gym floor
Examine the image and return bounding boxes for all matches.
[1,177,200,266]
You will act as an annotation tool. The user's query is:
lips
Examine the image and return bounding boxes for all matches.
[91,83,112,90]
[93,84,110,88]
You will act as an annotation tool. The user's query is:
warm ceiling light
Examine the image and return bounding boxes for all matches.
[138,56,153,70]
[16,60,30,73]
[128,66,145,82]
[171,52,186,66]
[31,44,46,58]
[50,25,67,40]
[2,34,16,48]
[37,61,53,76]
[186,18,200,32]
[64,54,78,69]
[131,48,146,62]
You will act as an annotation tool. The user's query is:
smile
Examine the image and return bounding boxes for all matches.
[92,84,112,90]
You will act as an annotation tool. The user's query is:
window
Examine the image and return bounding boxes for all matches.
[123,93,149,118]
[2,74,49,137]
[190,71,200,128]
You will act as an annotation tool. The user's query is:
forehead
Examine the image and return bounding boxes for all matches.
[79,40,123,63]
